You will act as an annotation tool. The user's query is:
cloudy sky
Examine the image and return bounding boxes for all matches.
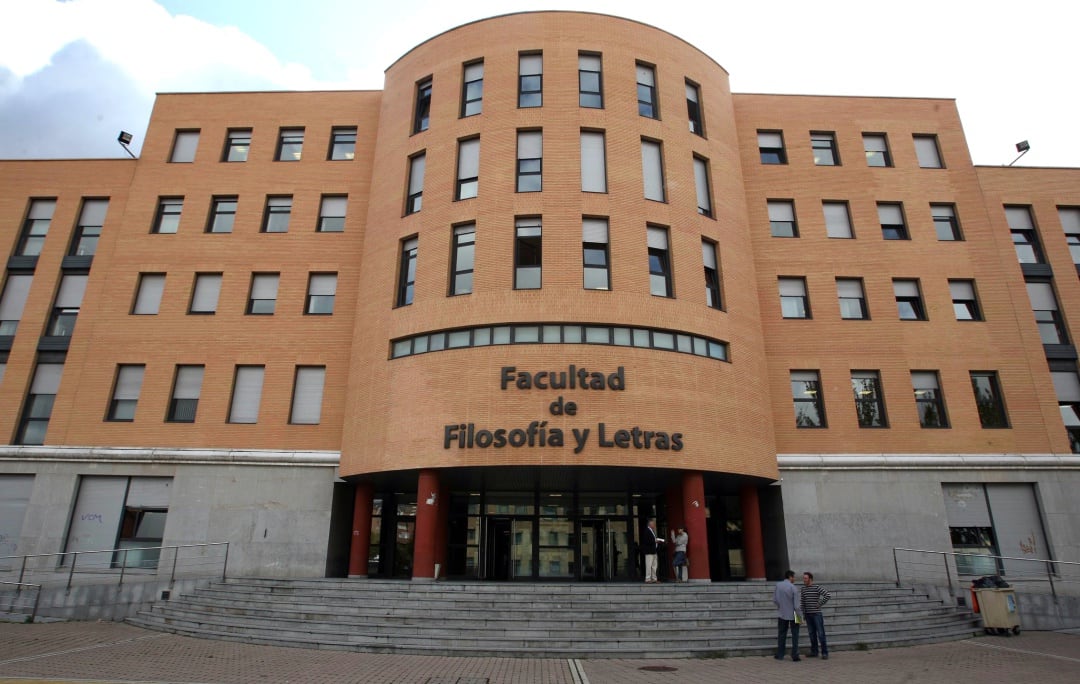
[1,0,1076,167]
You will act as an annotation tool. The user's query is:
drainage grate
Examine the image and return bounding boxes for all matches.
[639,665,678,672]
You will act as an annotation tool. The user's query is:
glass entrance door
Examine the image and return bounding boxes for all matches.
[579,519,605,580]
[484,517,534,579]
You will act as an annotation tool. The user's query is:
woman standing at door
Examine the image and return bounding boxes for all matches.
[672,527,689,582]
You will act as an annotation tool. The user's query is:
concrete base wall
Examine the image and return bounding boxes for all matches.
[2,447,340,579]
[778,461,1080,596]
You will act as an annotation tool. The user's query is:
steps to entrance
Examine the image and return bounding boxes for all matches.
[127,579,979,658]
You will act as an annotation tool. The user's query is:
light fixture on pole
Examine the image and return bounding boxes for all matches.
[117,131,136,159]
[1008,140,1030,166]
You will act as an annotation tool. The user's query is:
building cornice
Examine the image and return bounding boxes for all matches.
[0,446,341,467]
[778,453,1080,470]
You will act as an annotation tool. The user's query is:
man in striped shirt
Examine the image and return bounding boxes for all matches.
[801,572,832,659]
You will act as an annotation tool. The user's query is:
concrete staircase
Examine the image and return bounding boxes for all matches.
[127,579,979,658]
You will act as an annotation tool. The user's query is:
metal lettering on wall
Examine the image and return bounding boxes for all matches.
[443,366,684,454]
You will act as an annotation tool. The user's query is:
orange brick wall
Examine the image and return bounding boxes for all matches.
[339,12,778,478]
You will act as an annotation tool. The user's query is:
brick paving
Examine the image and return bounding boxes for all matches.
[0,622,1077,684]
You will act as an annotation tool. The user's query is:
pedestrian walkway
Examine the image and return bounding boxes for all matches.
[1,621,1078,683]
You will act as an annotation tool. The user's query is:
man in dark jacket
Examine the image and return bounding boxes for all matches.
[642,518,663,582]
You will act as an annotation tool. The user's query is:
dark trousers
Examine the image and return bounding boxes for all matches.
[776,618,800,659]
[805,612,828,655]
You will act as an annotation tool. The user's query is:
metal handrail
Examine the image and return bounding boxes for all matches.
[892,547,1079,598]
[1,579,42,622]
[1,541,230,591]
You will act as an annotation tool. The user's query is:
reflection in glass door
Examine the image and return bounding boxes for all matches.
[511,519,533,578]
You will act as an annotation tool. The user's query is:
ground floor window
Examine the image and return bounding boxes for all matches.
[0,475,34,561]
[63,476,172,568]
[942,483,1050,577]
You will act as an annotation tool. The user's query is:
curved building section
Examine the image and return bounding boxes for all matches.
[342,12,775,485]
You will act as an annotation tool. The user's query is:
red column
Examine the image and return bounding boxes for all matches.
[413,469,440,580]
[682,471,709,581]
[348,482,374,578]
[740,484,767,580]
[434,482,450,577]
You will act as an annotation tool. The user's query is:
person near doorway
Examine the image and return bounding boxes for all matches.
[801,571,831,659]
[671,527,689,582]
[773,569,802,661]
[643,518,663,583]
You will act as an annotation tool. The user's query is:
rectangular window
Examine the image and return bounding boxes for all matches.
[47,272,87,337]
[64,476,171,569]
[461,61,483,117]
[768,200,798,237]
[641,139,665,202]
[397,238,418,306]
[894,279,926,320]
[932,204,962,241]
[276,128,304,161]
[878,202,908,240]
[406,152,426,215]
[647,225,672,297]
[636,63,657,118]
[307,273,337,314]
[1026,281,1069,344]
[169,130,199,163]
[132,273,165,315]
[261,196,292,233]
[703,239,721,309]
[518,53,543,108]
[686,80,704,136]
[189,273,222,314]
[863,133,891,167]
[970,371,1008,428]
[1059,206,1080,264]
[515,218,542,290]
[811,131,839,166]
[950,279,982,321]
[329,127,357,160]
[228,366,265,424]
[779,277,809,319]
[1051,368,1080,452]
[247,273,279,314]
[580,131,607,192]
[852,370,887,428]
[167,365,203,423]
[107,364,144,421]
[206,196,237,233]
[290,366,326,425]
[16,199,55,256]
[758,131,786,164]
[318,195,347,232]
[152,197,182,234]
[693,156,713,217]
[583,218,610,291]
[791,370,825,428]
[516,130,542,192]
[414,78,432,134]
[450,225,475,296]
[0,273,33,336]
[823,201,853,239]
[17,362,63,444]
[70,199,108,257]
[130,271,167,315]
[1006,206,1044,264]
[914,134,943,168]
[456,137,480,200]
[223,129,251,162]
[578,53,603,108]
[913,371,949,428]
[837,278,868,320]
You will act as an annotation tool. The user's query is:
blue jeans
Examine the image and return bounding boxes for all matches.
[776,619,800,659]
[805,612,828,655]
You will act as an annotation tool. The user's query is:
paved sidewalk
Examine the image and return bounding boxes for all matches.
[0,622,1078,684]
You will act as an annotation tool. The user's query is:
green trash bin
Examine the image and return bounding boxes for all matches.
[974,587,1020,635]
